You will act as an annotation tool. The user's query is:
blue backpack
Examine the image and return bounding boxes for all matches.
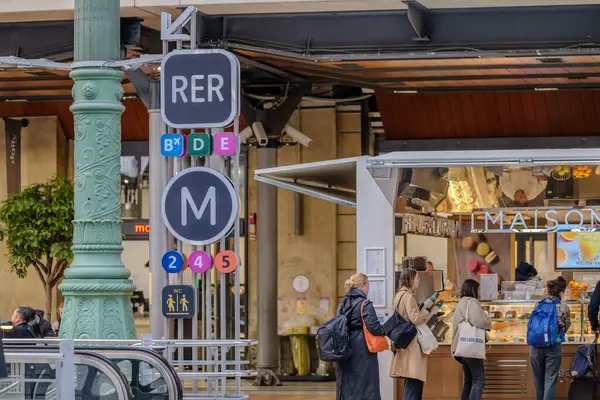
[527,298,561,347]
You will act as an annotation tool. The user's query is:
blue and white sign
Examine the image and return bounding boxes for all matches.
[161,167,238,245]
[162,285,195,319]
[160,49,240,129]
[161,133,186,157]
[162,251,185,273]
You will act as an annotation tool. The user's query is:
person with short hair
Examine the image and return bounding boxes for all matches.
[390,268,435,400]
[5,307,35,338]
[336,273,385,400]
[452,279,492,400]
[530,277,571,400]
[426,261,434,271]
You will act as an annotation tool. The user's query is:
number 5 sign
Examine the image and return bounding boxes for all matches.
[215,250,238,273]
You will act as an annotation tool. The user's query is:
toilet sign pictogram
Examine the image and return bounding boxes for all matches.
[160,49,240,129]
[161,167,238,245]
[162,285,195,319]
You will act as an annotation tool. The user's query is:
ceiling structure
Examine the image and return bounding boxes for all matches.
[4,4,600,140]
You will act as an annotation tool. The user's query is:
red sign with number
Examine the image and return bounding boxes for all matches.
[214,250,238,273]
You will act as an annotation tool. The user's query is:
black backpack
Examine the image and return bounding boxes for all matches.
[317,300,359,362]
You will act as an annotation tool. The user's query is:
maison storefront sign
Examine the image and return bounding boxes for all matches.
[472,208,600,233]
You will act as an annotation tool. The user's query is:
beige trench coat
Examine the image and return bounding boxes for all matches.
[389,287,430,382]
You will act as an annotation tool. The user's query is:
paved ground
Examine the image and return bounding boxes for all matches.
[249,395,335,400]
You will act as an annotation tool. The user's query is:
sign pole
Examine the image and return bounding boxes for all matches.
[148,79,168,340]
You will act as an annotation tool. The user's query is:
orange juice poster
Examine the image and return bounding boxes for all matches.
[556,232,600,269]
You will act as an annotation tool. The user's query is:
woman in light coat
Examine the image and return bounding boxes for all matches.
[390,268,434,400]
[452,279,492,400]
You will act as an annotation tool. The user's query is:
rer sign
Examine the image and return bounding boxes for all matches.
[160,49,240,129]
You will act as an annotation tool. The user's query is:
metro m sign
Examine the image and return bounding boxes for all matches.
[160,49,240,129]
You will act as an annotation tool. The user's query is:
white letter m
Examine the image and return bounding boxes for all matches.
[181,186,216,226]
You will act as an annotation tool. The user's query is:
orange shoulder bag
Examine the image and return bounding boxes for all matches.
[361,300,388,353]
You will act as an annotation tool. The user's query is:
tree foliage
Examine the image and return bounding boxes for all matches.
[0,176,74,320]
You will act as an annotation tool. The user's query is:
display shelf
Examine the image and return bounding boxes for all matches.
[439,297,593,344]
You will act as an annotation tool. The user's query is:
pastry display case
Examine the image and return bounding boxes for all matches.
[438,299,595,344]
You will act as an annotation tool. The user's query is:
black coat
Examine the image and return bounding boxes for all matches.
[4,323,35,339]
[589,282,600,331]
[336,288,385,400]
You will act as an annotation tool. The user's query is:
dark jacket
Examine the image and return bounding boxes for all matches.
[589,283,600,331]
[32,310,56,338]
[4,323,35,339]
[515,261,537,281]
[336,288,385,400]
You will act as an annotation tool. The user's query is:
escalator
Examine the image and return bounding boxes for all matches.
[2,349,132,400]
[2,345,182,400]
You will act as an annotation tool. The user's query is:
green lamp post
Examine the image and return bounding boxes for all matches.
[59,0,137,339]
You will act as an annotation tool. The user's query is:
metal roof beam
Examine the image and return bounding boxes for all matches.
[201,5,600,54]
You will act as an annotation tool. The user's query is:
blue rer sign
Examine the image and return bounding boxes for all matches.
[161,167,239,245]
[162,285,195,319]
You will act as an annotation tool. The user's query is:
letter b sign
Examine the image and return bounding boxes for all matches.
[161,167,239,245]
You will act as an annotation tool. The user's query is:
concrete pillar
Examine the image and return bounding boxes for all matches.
[356,158,398,399]
[255,148,280,386]
[59,0,137,339]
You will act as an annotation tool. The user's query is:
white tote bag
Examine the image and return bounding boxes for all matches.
[453,300,486,359]
[417,323,438,355]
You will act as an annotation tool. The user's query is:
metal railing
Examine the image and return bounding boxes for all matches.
[0,341,132,400]
[3,338,257,400]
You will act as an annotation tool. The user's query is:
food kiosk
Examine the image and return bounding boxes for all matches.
[255,148,600,400]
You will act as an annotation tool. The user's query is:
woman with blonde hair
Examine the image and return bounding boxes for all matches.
[390,268,434,400]
[336,272,385,400]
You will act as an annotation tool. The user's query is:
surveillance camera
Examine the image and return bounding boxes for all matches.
[283,125,312,148]
[251,122,269,146]
[239,126,253,144]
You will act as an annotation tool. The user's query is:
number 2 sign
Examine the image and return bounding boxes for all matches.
[215,250,238,273]
[161,251,185,273]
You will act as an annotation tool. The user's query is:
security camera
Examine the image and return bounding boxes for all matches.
[239,126,254,144]
[283,125,312,148]
[251,122,269,146]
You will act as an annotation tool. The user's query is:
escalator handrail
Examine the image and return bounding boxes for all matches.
[5,345,182,400]
[75,350,134,400]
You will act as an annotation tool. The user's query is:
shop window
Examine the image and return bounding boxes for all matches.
[121,156,149,220]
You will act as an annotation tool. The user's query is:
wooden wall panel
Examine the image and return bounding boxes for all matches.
[377,90,600,140]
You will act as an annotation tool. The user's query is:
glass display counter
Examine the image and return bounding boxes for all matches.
[438,298,594,344]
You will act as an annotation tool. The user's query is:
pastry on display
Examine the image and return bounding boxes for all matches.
[471,233,486,244]
[505,310,517,319]
[462,237,475,250]
[468,259,480,272]
[485,250,498,264]
[477,242,491,256]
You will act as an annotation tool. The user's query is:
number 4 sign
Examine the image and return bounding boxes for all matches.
[215,250,238,273]
[188,250,212,273]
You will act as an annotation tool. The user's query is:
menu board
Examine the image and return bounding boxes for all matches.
[556,231,600,270]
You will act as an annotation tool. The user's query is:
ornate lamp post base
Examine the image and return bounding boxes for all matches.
[59,67,137,340]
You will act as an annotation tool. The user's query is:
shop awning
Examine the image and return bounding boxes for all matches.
[254,157,363,208]
[367,149,600,169]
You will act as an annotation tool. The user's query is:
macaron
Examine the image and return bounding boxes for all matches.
[468,259,480,272]
[478,265,490,276]
[472,233,486,244]
[462,237,475,250]
[485,251,498,264]
[477,242,491,257]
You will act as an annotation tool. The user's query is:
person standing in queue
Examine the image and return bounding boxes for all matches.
[336,273,385,400]
[452,279,492,400]
[529,277,570,400]
[390,268,434,400]
[588,281,600,333]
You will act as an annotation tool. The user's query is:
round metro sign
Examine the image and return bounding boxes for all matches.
[161,167,239,245]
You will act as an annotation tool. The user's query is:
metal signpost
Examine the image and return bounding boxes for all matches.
[156,6,244,397]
